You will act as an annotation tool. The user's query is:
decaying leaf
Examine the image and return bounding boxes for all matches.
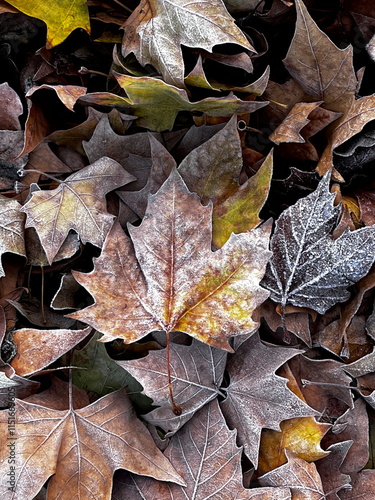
[0,387,184,499]
[221,332,317,467]
[21,157,135,264]
[10,326,92,376]
[262,171,375,314]
[0,195,26,277]
[317,94,375,175]
[113,399,291,499]
[80,74,268,131]
[259,449,325,499]
[5,0,91,48]
[70,169,272,350]
[283,0,356,114]
[119,338,227,434]
[121,0,253,88]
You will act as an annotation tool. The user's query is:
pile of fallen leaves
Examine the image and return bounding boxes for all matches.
[0,0,375,498]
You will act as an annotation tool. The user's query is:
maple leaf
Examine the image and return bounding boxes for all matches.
[261,171,375,315]
[70,168,271,350]
[220,332,317,468]
[0,195,26,277]
[83,114,153,191]
[259,449,325,500]
[0,384,184,499]
[178,116,273,248]
[119,338,227,434]
[121,0,253,88]
[283,0,356,114]
[20,157,135,265]
[5,0,91,48]
[112,398,292,499]
[316,441,353,499]
[79,74,268,131]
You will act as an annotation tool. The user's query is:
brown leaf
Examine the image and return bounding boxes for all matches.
[315,441,353,499]
[0,82,22,131]
[83,113,152,191]
[317,94,375,175]
[270,102,323,145]
[21,157,135,264]
[11,326,92,376]
[323,399,369,475]
[70,169,271,350]
[339,470,375,499]
[259,449,325,500]
[113,399,291,499]
[0,386,184,499]
[221,332,318,467]
[0,130,28,190]
[121,0,253,88]
[283,0,356,114]
[119,338,227,434]
[0,195,26,277]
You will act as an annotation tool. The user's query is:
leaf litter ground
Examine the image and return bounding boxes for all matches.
[0,0,375,499]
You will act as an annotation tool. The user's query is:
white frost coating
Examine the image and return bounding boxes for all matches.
[122,0,253,88]
[262,170,375,314]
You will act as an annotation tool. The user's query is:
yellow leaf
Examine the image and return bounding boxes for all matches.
[6,0,90,48]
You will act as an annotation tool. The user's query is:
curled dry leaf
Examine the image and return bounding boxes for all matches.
[262,171,375,314]
[21,157,135,265]
[0,387,184,500]
[70,169,272,350]
[80,74,269,132]
[121,0,253,88]
[317,94,375,176]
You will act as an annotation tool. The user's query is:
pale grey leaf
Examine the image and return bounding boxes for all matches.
[262,170,375,314]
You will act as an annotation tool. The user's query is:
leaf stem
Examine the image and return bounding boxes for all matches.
[166,330,182,416]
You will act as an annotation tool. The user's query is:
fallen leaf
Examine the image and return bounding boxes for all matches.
[0,82,22,131]
[70,169,271,350]
[270,102,323,145]
[178,116,273,248]
[83,113,152,191]
[317,94,375,175]
[119,338,227,434]
[0,386,185,499]
[221,332,317,467]
[315,441,353,499]
[21,157,135,264]
[259,449,325,500]
[262,170,375,314]
[80,74,268,131]
[339,470,375,499]
[324,399,370,478]
[121,0,253,88]
[113,398,288,499]
[283,0,356,114]
[10,326,92,376]
[0,195,26,277]
[5,0,91,48]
